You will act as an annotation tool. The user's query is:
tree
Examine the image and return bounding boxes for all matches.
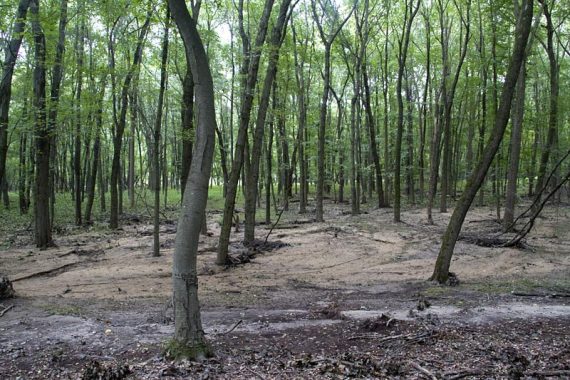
[109,9,151,229]
[153,5,171,257]
[394,0,420,222]
[243,0,292,245]
[168,0,217,359]
[217,0,275,265]
[311,0,355,222]
[30,0,51,248]
[0,0,31,190]
[431,0,534,284]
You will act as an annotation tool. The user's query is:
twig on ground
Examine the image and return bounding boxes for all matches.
[511,291,570,298]
[223,320,242,334]
[444,371,483,380]
[410,361,438,380]
[264,208,286,245]
[0,304,14,317]
[246,367,266,380]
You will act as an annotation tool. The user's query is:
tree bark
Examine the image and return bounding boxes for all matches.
[31,0,52,248]
[0,0,31,192]
[217,0,275,265]
[243,0,291,245]
[430,0,533,284]
[169,0,216,359]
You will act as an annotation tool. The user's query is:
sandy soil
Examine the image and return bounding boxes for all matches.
[0,201,569,379]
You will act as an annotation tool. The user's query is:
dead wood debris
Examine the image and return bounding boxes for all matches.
[0,274,15,299]
[81,360,131,380]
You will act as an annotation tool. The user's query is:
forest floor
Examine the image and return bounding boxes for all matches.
[1,200,569,379]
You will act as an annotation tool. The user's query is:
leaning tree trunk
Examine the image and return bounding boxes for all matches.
[430,0,533,284]
[0,0,31,191]
[243,0,291,245]
[168,0,216,360]
[217,0,275,265]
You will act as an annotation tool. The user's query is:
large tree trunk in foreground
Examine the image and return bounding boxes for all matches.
[0,0,31,193]
[169,0,216,360]
[431,0,533,284]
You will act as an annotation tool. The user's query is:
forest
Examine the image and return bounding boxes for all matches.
[0,0,569,378]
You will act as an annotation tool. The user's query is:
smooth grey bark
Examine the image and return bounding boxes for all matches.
[217,0,275,265]
[430,0,533,283]
[0,0,31,192]
[168,0,216,359]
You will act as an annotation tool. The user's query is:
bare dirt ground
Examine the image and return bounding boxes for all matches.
[1,201,569,379]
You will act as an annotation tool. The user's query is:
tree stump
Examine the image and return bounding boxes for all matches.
[0,274,15,299]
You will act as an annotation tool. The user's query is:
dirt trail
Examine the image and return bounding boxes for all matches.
[0,202,569,378]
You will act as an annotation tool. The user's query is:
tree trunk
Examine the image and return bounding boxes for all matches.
[168,0,216,359]
[110,11,151,229]
[217,0,275,265]
[430,0,533,283]
[243,0,291,245]
[153,6,170,257]
[394,0,419,222]
[74,16,85,226]
[503,61,526,229]
[0,0,31,188]
[533,1,558,210]
[31,0,52,248]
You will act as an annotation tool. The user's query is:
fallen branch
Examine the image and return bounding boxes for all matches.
[223,320,242,334]
[0,304,14,317]
[12,262,82,282]
[246,367,266,380]
[410,361,438,380]
[264,208,286,245]
[444,371,484,380]
[511,291,570,298]
[525,370,570,377]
